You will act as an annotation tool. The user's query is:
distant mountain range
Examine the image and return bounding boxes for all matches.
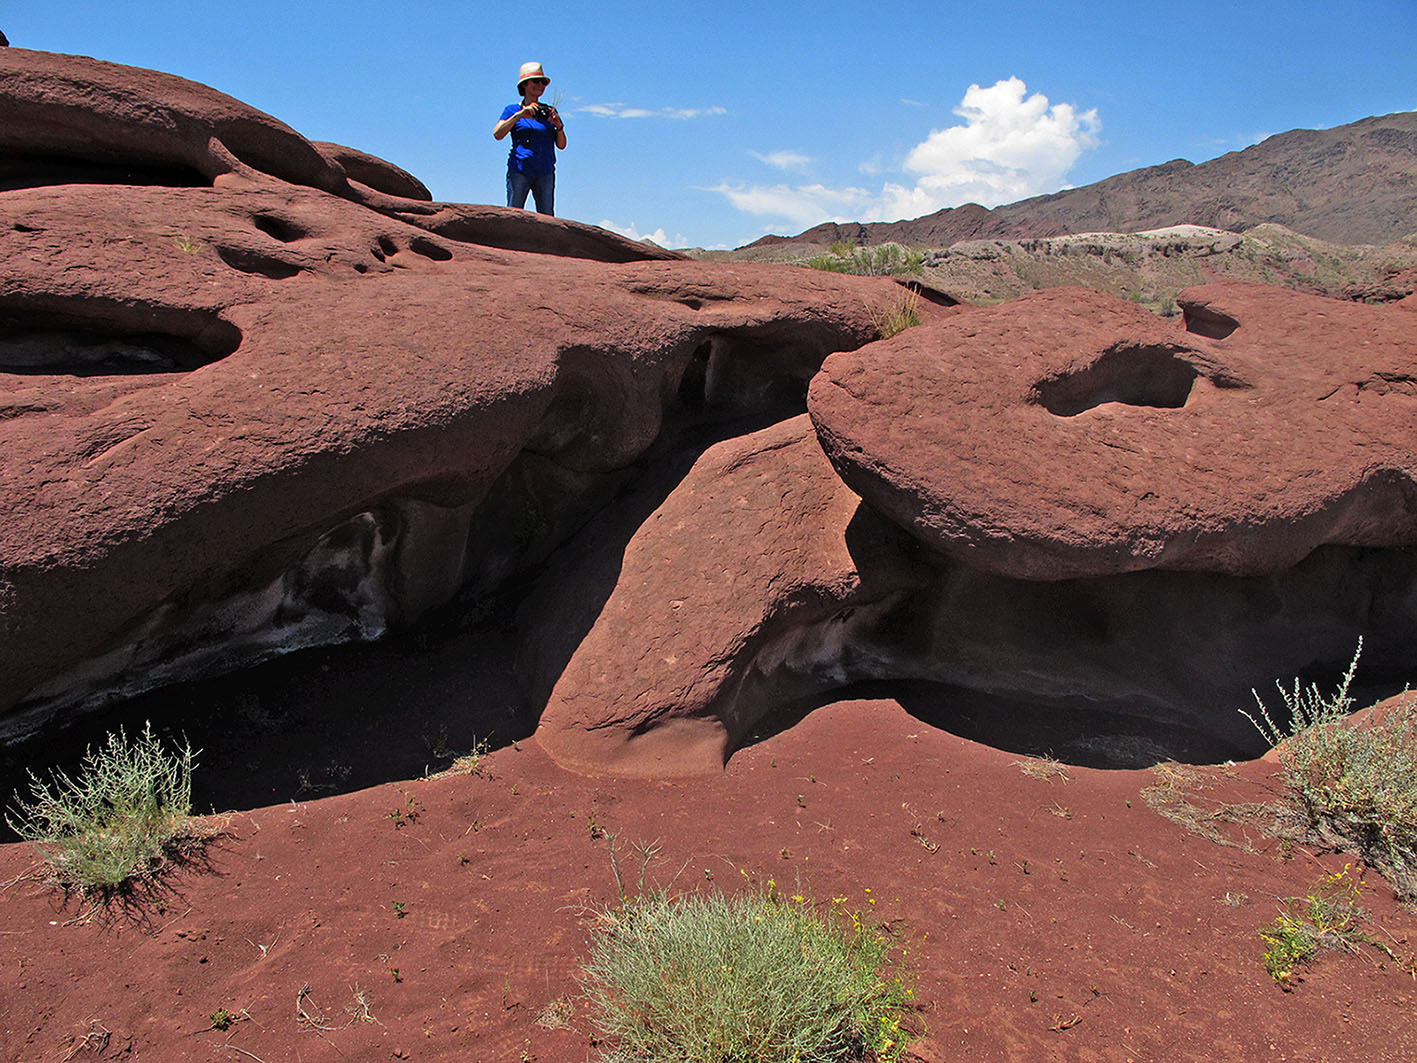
[745,110,1417,251]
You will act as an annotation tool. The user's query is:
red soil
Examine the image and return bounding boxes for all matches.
[3,698,1414,1062]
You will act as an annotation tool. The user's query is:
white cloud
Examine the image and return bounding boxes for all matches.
[599,219,688,248]
[664,106,728,120]
[715,77,1099,229]
[708,182,878,229]
[751,150,813,172]
[899,77,1100,209]
[577,102,726,120]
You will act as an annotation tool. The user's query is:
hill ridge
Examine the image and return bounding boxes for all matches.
[745,110,1417,250]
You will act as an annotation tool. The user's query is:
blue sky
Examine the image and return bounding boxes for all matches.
[8,1,1416,249]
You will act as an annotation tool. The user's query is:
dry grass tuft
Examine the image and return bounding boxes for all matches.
[5,722,210,900]
[581,887,918,1062]
[1141,763,1272,852]
[1014,757,1070,782]
[866,287,922,340]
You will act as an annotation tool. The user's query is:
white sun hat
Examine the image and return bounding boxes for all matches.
[517,61,549,91]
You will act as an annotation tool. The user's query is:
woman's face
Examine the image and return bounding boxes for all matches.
[522,78,547,102]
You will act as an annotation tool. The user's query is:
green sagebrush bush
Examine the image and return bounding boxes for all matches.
[804,242,924,277]
[581,886,915,1063]
[6,721,199,894]
[1243,639,1417,898]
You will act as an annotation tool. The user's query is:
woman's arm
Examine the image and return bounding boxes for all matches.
[493,104,532,140]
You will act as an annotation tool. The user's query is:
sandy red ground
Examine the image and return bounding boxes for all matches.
[3,697,1414,1062]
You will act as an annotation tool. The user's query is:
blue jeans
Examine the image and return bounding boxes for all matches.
[507,170,555,215]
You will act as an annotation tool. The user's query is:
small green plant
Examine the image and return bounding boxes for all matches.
[1242,639,1417,898]
[387,793,422,828]
[173,234,203,254]
[1259,865,1404,987]
[209,1008,233,1031]
[581,887,916,1062]
[6,722,199,895]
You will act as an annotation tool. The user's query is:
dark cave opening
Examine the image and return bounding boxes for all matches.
[0,152,211,192]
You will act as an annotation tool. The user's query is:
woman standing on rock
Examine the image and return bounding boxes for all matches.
[493,61,566,216]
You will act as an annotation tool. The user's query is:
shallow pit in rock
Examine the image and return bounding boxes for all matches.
[1032,343,1198,417]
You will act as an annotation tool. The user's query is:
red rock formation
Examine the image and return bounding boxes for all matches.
[809,284,1417,580]
[528,416,923,775]
[528,284,1417,774]
[0,48,913,735]
[5,48,1416,779]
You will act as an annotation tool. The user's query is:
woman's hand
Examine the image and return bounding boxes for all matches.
[547,108,567,149]
[493,103,538,139]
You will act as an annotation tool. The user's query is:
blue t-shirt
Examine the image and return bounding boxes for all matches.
[501,103,557,177]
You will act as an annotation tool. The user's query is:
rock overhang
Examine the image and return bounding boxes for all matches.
[809,284,1417,581]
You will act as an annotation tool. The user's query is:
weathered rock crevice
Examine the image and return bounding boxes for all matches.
[0,288,892,739]
[0,326,230,375]
[0,305,242,374]
[884,543,1417,756]
[0,151,212,191]
[8,507,401,738]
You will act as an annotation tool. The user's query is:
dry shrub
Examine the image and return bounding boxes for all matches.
[1243,640,1417,899]
[866,287,922,340]
[6,722,203,896]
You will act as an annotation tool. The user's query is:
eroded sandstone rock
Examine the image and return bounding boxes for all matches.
[809,284,1417,580]
[8,47,1416,780]
[529,415,924,775]
[0,49,915,736]
[527,426,1417,774]
[526,285,1417,775]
